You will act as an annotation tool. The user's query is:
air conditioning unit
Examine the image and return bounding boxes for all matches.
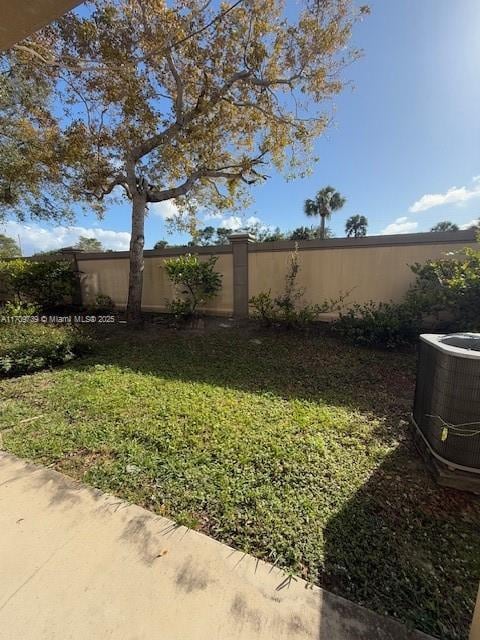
[413,333,480,492]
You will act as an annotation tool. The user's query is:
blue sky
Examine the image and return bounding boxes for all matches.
[4,0,480,254]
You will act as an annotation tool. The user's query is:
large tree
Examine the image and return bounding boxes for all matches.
[345,213,367,237]
[0,53,60,221]
[0,0,365,323]
[304,186,346,239]
[0,234,21,258]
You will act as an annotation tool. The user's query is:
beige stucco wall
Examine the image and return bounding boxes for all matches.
[248,242,479,309]
[79,253,233,316]
[77,237,478,318]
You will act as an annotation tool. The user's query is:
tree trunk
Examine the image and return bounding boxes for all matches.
[320,215,326,239]
[126,194,146,325]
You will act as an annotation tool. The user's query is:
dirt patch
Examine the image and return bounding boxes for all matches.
[55,448,116,477]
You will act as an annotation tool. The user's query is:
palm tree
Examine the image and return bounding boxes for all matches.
[304,186,346,239]
[430,221,459,232]
[345,214,368,238]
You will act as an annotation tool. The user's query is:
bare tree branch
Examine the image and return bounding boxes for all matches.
[86,174,130,200]
[169,0,244,50]
[165,47,184,123]
[145,154,267,202]
[130,69,251,161]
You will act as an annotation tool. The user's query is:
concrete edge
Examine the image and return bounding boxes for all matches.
[0,451,437,640]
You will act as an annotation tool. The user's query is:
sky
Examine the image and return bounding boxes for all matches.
[3,0,480,254]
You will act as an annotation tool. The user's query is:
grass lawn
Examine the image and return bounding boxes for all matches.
[1,325,478,639]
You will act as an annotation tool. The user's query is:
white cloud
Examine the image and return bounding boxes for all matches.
[220,215,243,230]
[202,211,225,221]
[381,217,418,235]
[2,220,130,255]
[409,176,480,213]
[460,218,479,230]
[151,199,266,233]
[212,214,264,230]
[150,200,179,220]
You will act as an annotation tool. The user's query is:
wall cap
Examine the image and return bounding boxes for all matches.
[61,228,479,261]
[228,233,256,243]
[76,244,233,260]
[249,229,478,252]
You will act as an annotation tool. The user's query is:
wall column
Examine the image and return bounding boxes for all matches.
[228,233,254,319]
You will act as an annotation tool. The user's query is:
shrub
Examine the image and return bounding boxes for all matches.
[334,239,480,348]
[249,247,346,328]
[250,290,332,328]
[167,298,195,321]
[0,300,40,317]
[164,254,222,318]
[93,293,115,312]
[0,259,77,310]
[248,291,277,325]
[406,246,480,330]
[0,324,91,377]
[333,301,421,349]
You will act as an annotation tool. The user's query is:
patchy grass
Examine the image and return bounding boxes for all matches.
[0,326,478,639]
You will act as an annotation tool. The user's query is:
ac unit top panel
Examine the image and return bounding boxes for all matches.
[420,333,480,360]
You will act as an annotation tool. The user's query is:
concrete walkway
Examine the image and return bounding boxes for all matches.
[0,452,434,640]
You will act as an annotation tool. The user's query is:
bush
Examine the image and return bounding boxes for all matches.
[406,246,480,330]
[333,301,421,349]
[167,298,195,321]
[164,254,222,318]
[0,259,77,310]
[93,293,115,312]
[249,247,346,328]
[248,291,277,325]
[0,300,40,317]
[0,324,91,377]
[333,239,480,348]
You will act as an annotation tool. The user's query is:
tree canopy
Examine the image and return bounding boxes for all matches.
[304,185,346,239]
[0,0,365,321]
[184,222,332,244]
[345,214,367,237]
[430,221,459,232]
[74,236,104,251]
[0,233,21,258]
[289,225,317,240]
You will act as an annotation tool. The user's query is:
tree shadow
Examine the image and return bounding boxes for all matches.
[70,325,417,446]
[320,443,480,640]
[27,326,480,637]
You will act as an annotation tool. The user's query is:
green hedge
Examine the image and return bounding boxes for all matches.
[333,240,480,348]
[0,324,90,377]
[0,259,77,309]
[333,301,421,349]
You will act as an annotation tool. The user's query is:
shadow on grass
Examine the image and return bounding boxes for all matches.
[320,443,480,640]
[69,325,417,445]
[9,326,479,638]
[56,326,479,638]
